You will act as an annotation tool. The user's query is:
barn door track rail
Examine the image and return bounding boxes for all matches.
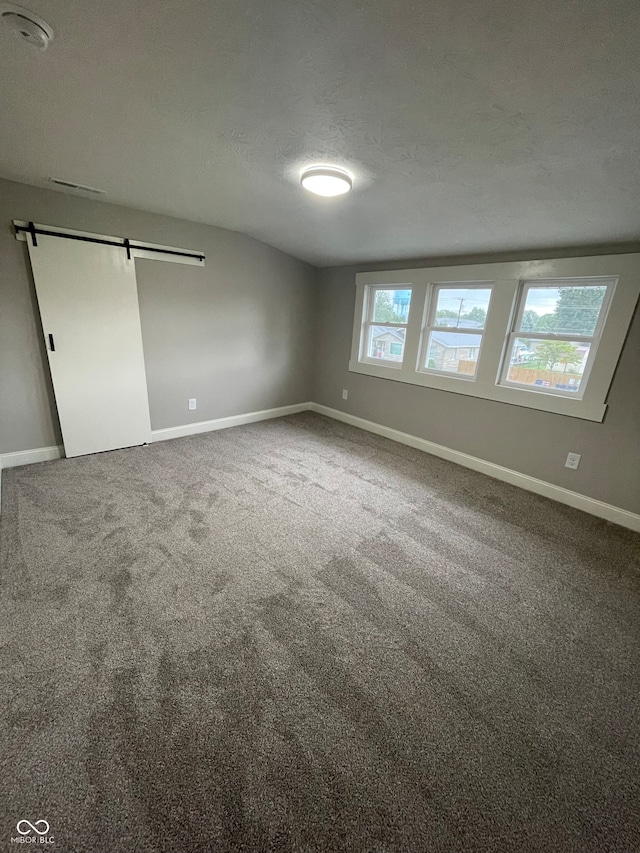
[14,221,205,264]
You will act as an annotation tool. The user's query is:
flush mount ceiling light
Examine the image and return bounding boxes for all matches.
[300,166,352,197]
[0,3,54,50]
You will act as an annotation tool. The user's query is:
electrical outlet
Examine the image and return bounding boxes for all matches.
[342,389,349,400]
[188,398,197,411]
[565,452,581,470]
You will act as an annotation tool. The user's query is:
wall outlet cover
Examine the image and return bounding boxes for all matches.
[188,398,197,410]
[565,452,581,470]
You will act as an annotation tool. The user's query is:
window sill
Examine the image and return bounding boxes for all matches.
[360,357,403,369]
[349,359,607,421]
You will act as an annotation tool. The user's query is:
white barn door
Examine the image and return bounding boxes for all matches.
[27,233,152,458]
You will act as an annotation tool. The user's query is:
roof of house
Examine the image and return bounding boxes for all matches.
[371,326,405,341]
[430,331,483,348]
[372,324,482,349]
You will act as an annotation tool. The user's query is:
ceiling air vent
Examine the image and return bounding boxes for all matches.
[49,178,105,195]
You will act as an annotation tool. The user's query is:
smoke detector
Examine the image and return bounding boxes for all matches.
[0,4,54,51]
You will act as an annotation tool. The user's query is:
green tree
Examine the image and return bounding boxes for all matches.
[436,309,457,320]
[373,291,405,323]
[535,341,581,372]
[534,313,558,333]
[463,307,487,324]
[520,309,539,332]
[555,286,606,335]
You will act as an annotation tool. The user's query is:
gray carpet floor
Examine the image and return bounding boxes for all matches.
[1,412,639,853]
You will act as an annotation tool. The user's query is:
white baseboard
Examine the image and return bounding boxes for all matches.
[1,403,638,533]
[0,444,64,469]
[309,403,640,533]
[150,402,313,443]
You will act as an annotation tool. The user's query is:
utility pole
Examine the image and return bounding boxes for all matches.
[456,298,465,325]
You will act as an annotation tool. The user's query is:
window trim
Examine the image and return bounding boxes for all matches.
[349,254,640,422]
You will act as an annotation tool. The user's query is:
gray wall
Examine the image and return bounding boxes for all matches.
[0,179,317,453]
[314,260,640,514]
[2,176,638,514]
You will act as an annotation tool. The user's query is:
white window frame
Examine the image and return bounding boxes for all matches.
[349,254,640,422]
[499,278,616,399]
[417,281,494,381]
[358,284,413,369]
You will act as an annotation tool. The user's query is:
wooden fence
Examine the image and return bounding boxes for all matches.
[504,366,581,388]
[457,359,581,388]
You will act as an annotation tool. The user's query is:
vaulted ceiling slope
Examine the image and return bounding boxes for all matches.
[1,0,639,266]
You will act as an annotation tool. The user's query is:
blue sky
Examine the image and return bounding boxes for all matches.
[522,287,561,316]
[437,288,493,314]
[437,286,561,317]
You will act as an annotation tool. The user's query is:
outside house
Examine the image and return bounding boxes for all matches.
[370,318,591,379]
[427,331,481,372]
[370,317,483,370]
[369,326,405,361]
[427,318,482,372]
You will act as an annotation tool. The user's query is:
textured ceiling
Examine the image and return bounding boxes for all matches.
[1,0,639,266]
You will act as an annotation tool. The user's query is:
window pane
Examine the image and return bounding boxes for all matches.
[372,289,411,323]
[367,326,406,362]
[434,287,492,329]
[519,284,606,337]
[425,331,482,375]
[505,337,590,391]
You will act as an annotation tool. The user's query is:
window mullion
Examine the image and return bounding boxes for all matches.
[403,281,427,371]
[361,321,372,360]
[474,279,519,388]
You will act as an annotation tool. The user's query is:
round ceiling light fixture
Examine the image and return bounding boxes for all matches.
[0,3,54,51]
[300,166,352,197]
